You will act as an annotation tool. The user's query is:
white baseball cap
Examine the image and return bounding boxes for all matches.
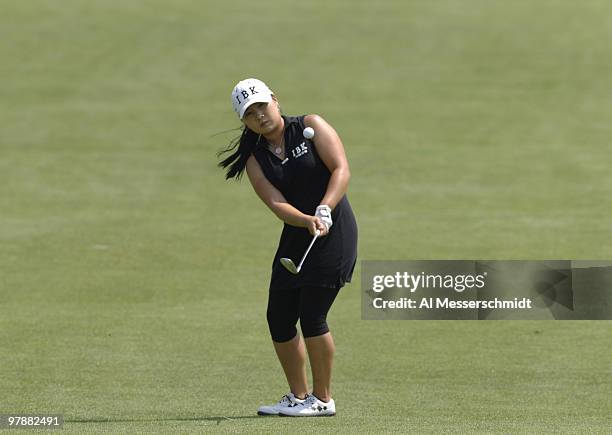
[231,78,274,119]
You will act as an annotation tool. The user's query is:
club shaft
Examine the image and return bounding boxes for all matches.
[297,231,319,271]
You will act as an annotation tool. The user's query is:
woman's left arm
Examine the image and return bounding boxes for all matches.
[304,114,351,210]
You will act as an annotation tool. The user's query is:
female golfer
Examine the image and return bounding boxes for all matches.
[219,78,357,417]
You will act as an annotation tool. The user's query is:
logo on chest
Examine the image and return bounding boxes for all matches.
[291,142,309,159]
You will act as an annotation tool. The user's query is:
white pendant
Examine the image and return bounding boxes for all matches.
[275,147,282,155]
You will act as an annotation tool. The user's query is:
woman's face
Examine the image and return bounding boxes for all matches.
[242,98,282,135]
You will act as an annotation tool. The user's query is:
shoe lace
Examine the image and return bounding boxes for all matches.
[302,395,317,408]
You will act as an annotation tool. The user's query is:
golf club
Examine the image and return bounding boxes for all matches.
[280,230,320,274]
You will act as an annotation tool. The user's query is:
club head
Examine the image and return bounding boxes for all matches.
[280,257,299,274]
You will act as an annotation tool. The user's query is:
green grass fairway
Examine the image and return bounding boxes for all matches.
[2,0,611,433]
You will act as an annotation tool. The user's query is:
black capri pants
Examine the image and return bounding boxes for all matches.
[266,286,340,343]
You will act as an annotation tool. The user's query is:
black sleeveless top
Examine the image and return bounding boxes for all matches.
[252,115,358,291]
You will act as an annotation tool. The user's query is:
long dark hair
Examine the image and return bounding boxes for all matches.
[217,127,261,180]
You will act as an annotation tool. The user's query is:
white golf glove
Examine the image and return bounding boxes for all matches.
[315,205,333,230]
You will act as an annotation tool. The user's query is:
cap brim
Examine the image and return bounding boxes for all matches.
[239,93,273,119]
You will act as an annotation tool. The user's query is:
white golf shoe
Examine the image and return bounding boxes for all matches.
[278,394,336,417]
[257,393,307,416]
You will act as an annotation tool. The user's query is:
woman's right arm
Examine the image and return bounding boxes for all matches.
[246,155,328,236]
